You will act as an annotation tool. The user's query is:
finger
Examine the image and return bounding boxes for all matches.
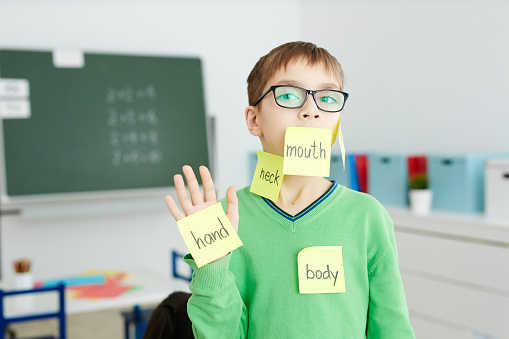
[174,173,193,213]
[183,165,204,205]
[164,195,185,221]
[199,166,217,202]
[225,185,239,232]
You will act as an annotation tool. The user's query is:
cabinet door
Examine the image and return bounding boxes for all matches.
[395,229,509,338]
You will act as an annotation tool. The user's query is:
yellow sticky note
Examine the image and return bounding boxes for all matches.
[331,116,341,146]
[297,246,346,294]
[283,127,332,177]
[177,203,243,268]
[338,125,345,171]
[250,151,284,201]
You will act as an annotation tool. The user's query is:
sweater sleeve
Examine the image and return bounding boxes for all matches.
[184,253,248,339]
[366,210,415,338]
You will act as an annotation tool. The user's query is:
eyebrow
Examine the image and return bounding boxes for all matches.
[274,80,340,90]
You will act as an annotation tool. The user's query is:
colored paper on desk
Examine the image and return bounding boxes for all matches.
[298,246,345,294]
[283,127,332,177]
[71,284,135,299]
[81,270,130,282]
[35,274,105,288]
[177,202,243,268]
[250,151,284,201]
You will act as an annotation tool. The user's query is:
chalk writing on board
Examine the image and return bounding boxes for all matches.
[109,130,159,147]
[111,149,163,166]
[105,85,163,167]
[107,108,159,127]
[106,85,156,103]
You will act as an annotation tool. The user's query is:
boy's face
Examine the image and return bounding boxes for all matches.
[245,59,342,157]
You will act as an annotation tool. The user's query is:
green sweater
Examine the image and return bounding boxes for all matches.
[184,183,415,338]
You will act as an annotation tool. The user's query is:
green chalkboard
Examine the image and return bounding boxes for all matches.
[0,49,209,197]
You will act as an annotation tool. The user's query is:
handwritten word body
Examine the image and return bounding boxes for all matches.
[306,264,339,286]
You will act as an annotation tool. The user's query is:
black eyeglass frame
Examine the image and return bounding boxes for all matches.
[253,85,349,113]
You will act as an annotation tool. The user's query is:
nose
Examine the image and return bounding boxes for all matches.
[298,94,321,120]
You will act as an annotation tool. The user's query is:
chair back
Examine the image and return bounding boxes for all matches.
[0,284,66,339]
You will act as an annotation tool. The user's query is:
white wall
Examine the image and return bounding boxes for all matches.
[0,0,300,283]
[300,0,509,154]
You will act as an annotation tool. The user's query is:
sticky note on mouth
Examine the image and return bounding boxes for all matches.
[177,203,243,268]
[298,246,346,294]
[283,127,332,177]
[250,151,284,201]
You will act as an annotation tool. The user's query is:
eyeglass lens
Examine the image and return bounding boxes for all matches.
[274,86,345,112]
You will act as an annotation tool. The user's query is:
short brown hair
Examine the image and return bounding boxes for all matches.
[247,41,345,106]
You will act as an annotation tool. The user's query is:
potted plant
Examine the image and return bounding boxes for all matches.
[407,156,432,215]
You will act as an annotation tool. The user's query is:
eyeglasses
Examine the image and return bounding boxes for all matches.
[254,85,349,112]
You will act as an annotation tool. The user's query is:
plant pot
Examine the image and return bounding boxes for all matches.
[409,189,433,215]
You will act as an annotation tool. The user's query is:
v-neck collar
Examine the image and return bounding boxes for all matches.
[253,181,341,232]
[263,181,338,221]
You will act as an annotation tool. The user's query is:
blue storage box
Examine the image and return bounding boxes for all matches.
[429,154,509,212]
[327,152,351,188]
[368,153,408,207]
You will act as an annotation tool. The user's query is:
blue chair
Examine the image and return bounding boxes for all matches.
[0,284,66,339]
[120,305,155,339]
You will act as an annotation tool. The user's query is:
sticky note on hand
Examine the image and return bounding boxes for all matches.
[283,127,332,177]
[250,151,284,201]
[177,203,243,268]
[298,246,346,294]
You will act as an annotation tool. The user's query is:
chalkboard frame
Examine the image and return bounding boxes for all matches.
[0,49,212,208]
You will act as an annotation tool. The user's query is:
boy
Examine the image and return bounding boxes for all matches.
[165,41,415,338]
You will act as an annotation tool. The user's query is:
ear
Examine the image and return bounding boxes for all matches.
[245,105,262,136]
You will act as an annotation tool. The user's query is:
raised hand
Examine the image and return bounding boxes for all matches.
[164,165,239,232]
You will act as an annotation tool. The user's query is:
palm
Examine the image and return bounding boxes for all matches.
[164,165,239,232]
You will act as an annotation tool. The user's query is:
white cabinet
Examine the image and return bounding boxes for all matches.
[389,208,509,339]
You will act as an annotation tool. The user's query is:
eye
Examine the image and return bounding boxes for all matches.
[277,93,300,101]
[317,95,338,104]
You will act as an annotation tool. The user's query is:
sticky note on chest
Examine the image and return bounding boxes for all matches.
[177,203,243,268]
[283,127,332,177]
[298,246,346,294]
[250,151,284,201]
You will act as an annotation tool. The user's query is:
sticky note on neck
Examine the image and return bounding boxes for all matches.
[177,203,243,267]
[250,151,284,201]
[298,246,346,294]
[283,127,332,177]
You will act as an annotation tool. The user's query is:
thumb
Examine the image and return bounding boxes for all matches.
[225,185,239,232]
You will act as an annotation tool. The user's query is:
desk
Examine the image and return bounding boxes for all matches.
[1,269,182,318]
